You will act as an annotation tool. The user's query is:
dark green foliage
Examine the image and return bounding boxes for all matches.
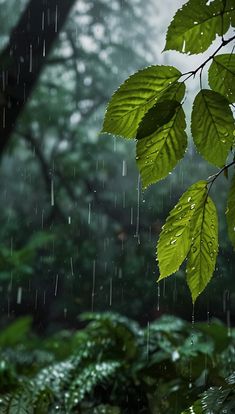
[0,313,234,413]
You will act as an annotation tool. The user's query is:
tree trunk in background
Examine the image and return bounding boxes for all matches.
[0,0,76,154]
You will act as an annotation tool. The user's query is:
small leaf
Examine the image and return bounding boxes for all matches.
[0,389,33,414]
[191,89,234,167]
[157,181,207,279]
[136,81,186,139]
[136,100,180,140]
[226,173,235,249]
[208,54,235,103]
[181,399,203,414]
[102,65,181,139]
[136,105,187,187]
[164,0,234,54]
[186,196,218,303]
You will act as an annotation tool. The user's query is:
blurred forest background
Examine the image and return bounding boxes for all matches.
[0,0,234,334]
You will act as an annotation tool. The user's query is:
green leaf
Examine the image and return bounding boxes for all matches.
[102,65,182,139]
[208,54,235,103]
[181,399,203,414]
[136,100,180,139]
[0,390,33,414]
[164,0,235,54]
[186,196,218,303]
[157,181,207,280]
[0,317,32,348]
[156,81,186,103]
[136,105,187,188]
[191,89,234,167]
[226,0,235,26]
[226,172,235,249]
[66,361,120,411]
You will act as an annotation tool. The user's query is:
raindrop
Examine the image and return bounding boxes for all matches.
[55,5,58,32]
[109,277,112,306]
[88,202,91,224]
[130,207,133,225]
[54,274,59,296]
[43,39,46,57]
[42,11,45,30]
[29,44,33,73]
[17,287,22,304]
[70,257,74,276]
[122,160,127,176]
[51,179,54,206]
[157,283,160,311]
[91,260,96,311]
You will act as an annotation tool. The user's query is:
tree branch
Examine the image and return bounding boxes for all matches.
[0,0,76,156]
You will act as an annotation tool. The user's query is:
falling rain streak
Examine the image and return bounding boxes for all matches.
[88,202,91,225]
[54,274,59,296]
[109,277,113,306]
[51,179,54,206]
[91,260,96,311]
[70,257,74,277]
[122,160,127,176]
[17,287,22,305]
[29,44,33,72]
[135,174,141,244]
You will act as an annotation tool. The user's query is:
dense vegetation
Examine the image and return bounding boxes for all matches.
[0,313,234,413]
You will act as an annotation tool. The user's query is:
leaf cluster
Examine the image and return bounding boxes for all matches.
[102,0,235,302]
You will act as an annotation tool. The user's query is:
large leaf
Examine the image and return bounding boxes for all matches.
[186,196,218,303]
[136,105,187,188]
[102,66,181,138]
[226,173,235,249]
[164,0,235,54]
[208,53,235,103]
[191,89,234,167]
[157,181,207,279]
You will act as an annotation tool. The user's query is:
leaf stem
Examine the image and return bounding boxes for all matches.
[181,34,235,82]
[207,160,235,194]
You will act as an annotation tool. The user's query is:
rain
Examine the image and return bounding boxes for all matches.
[0,0,234,412]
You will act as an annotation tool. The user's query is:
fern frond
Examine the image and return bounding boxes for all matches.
[65,361,120,412]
